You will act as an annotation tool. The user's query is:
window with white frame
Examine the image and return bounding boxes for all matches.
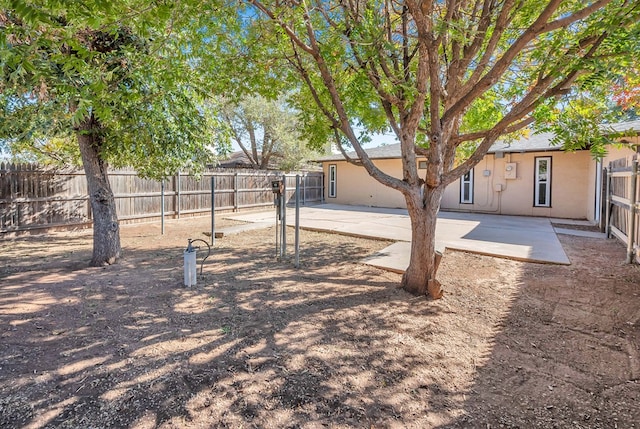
[534,157,551,207]
[328,164,337,198]
[460,168,474,204]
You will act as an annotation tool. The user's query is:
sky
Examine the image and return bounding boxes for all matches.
[366,131,399,148]
[229,128,399,153]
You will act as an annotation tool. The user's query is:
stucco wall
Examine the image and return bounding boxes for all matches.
[442,151,595,219]
[603,140,639,164]
[323,143,638,220]
[323,159,413,208]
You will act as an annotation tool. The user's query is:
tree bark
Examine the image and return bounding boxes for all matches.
[77,117,121,266]
[401,184,445,299]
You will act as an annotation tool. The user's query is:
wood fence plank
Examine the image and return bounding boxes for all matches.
[0,163,323,234]
[606,156,639,264]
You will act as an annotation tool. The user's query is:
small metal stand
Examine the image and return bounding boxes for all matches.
[271,179,286,260]
[295,174,300,268]
[272,176,302,266]
[210,176,215,246]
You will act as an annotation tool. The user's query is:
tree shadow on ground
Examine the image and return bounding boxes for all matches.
[436,235,640,428]
[1,223,453,428]
[6,219,635,428]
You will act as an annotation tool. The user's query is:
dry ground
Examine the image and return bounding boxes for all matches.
[1,214,639,428]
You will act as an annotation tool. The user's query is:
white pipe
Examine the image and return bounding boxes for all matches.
[184,248,197,287]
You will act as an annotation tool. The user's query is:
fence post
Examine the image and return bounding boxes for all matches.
[14,163,21,230]
[605,163,612,239]
[210,175,215,246]
[302,173,306,205]
[161,179,165,235]
[234,172,239,212]
[295,174,300,268]
[176,171,181,219]
[599,166,607,232]
[281,173,286,257]
[626,159,638,264]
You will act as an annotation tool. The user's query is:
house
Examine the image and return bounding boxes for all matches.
[216,150,280,170]
[217,150,322,172]
[317,120,640,221]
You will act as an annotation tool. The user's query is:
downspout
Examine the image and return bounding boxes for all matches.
[594,159,602,224]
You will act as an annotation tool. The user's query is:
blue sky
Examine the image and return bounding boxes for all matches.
[229,129,399,153]
[366,131,399,148]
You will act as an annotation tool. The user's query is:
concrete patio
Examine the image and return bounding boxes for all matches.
[224,204,583,272]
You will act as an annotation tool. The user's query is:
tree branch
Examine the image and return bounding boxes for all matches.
[293,1,409,192]
[285,42,340,129]
[454,117,534,144]
[248,0,315,55]
[460,0,515,74]
[443,31,606,186]
[443,0,613,123]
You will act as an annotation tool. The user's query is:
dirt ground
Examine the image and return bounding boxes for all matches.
[1,214,639,429]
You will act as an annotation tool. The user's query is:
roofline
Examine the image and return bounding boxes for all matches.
[319,155,406,161]
[488,146,565,154]
[316,120,640,161]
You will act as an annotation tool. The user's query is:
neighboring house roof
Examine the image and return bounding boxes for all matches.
[488,131,559,153]
[217,150,323,172]
[608,119,640,133]
[316,120,640,161]
[217,150,281,170]
[316,143,404,162]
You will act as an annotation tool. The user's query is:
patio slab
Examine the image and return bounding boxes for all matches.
[225,204,573,272]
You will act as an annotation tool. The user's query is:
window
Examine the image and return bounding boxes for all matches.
[328,164,337,198]
[460,168,474,204]
[534,157,551,207]
[418,160,428,169]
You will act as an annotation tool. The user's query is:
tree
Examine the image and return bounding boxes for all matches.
[0,1,229,265]
[245,0,640,297]
[612,66,640,119]
[221,95,320,171]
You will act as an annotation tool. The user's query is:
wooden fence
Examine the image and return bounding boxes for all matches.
[0,162,324,234]
[605,155,639,264]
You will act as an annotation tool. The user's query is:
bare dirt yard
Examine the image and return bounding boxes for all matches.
[1,214,639,428]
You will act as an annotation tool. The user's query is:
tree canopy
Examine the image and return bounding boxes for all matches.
[245,0,640,296]
[0,0,232,178]
[0,0,237,265]
[221,95,324,171]
[1,0,638,283]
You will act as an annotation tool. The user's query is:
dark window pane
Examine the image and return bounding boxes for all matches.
[538,184,547,205]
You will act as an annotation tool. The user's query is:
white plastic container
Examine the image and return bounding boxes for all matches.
[183,248,197,287]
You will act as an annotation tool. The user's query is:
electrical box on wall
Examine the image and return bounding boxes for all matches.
[494,184,503,192]
[505,163,517,179]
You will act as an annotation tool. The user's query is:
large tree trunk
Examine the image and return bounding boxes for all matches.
[401,184,445,299]
[77,117,121,266]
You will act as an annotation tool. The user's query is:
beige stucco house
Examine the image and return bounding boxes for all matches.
[318,121,640,222]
